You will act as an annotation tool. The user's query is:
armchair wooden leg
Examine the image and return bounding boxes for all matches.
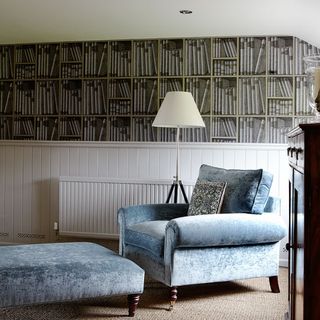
[269,276,280,293]
[169,286,178,311]
[128,294,140,317]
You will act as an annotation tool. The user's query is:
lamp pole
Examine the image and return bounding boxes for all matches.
[175,126,180,183]
[165,126,188,204]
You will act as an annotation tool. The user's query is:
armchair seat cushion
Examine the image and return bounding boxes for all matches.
[167,213,287,248]
[125,220,169,260]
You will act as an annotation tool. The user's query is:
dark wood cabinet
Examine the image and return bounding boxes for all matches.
[287,123,320,320]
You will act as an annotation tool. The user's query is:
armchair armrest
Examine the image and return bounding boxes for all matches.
[118,203,188,255]
[167,213,286,247]
[263,196,281,214]
[164,213,287,265]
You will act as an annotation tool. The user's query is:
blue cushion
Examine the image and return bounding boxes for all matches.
[198,164,273,214]
[125,221,169,261]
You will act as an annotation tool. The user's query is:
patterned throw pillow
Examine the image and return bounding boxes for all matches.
[187,180,227,216]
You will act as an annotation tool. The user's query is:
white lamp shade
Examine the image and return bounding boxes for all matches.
[152,91,205,128]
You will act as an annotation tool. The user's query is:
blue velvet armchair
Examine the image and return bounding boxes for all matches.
[118,165,287,307]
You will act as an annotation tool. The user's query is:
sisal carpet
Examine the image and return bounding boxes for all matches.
[0,268,288,320]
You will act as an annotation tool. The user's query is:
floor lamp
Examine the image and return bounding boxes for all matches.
[152,91,205,203]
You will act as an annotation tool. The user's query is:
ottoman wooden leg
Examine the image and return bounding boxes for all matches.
[128,294,140,317]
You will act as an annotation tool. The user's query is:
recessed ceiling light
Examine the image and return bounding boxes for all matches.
[179,9,192,15]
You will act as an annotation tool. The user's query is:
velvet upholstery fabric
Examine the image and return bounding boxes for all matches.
[125,220,168,262]
[125,241,280,287]
[168,243,280,286]
[124,245,166,284]
[118,196,287,289]
[124,213,286,261]
[263,196,280,214]
[0,242,144,308]
[198,164,273,214]
[166,213,286,248]
[118,203,188,255]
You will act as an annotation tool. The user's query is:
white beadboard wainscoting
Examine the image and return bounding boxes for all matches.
[0,141,288,265]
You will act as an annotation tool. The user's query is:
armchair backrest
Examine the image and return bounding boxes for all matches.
[197,164,273,214]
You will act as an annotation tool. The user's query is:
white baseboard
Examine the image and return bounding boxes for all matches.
[279,258,288,268]
[0,241,19,245]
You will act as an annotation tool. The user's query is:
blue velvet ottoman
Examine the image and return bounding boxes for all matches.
[0,242,145,317]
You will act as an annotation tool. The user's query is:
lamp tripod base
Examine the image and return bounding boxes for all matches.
[165,180,189,204]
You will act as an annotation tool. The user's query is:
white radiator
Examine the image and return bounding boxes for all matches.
[59,177,194,239]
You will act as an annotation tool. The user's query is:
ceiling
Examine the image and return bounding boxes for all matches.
[0,0,319,48]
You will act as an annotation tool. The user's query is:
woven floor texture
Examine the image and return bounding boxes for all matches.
[0,267,288,320]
